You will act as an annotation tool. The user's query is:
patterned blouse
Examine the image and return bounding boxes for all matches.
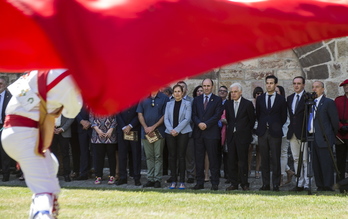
[89,113,117,144]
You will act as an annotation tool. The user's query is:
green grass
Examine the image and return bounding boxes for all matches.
[1,186,348,218]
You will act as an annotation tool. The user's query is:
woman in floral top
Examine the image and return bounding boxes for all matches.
[90,113,117,185]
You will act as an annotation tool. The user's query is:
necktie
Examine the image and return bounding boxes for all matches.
[267,95,272,111]
[234,101,238,117]
[204,96,209,110]
[294,94,300,112]
[307,99,317,132]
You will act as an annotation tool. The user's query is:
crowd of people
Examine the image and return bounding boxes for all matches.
[1,75,348,193]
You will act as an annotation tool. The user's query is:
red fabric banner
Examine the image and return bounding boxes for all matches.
[1,0,348,114]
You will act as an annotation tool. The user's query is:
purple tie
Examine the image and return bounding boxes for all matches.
[204,96,209,110]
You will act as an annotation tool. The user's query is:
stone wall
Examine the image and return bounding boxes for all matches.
[178,37,348,100]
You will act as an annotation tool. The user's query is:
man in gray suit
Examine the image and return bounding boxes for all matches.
[50,115,75,182]
[177,81,195,183]
[310,81,339,191]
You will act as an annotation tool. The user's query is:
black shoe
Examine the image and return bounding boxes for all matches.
[186,178,194,183]
[75,175,88,180]
[290,186,304,192]
[165,177,174,183]
[192,184,204,190]
[116,178,127,186]
[226,185,238,191]
[64,175,71,182]
[273,185,280,191]
[259,185,270,191]
[211,185,218,191]
[242,185,250,191]
[2,175,9,182]
[324,187,335,191]
[154,181,161,188]
[134,179,142,186]
[143,181,155,187]
[303,187,310,191]
[317,187,324,191]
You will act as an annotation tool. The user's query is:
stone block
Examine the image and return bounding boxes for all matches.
[259,58,285,69]
[190,70,218,79]
[275,50,297,59]
[329,63,343,79]
[245,70,274,80]
[293,42,323,58]
[220,69,244,80]
[337,40,348,57]
[298,47,331,68]
[325,81,339,99]
[284,59,300,69]
[277,69,303,80]
[305,65,329,80]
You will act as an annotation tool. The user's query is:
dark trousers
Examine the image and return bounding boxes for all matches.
[194,138,220,185]
[50,134,71,176]
[93,143,116,177]
[0,130,13,177]
[70,130,80,173]
[166,133,189,183]
[312,141,334,189]
[78,130,92,176]
[185,137,195,179]
[335,139,348,182]
[258,130,281,187]
[118,133,141,180]
[227,135,249,187]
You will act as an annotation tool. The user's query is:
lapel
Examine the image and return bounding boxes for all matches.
[235,97,245,119]
[204,94,217,116]
[178,100,185,120]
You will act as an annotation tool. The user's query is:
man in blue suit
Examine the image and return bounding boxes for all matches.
[256,75,287,191]
[310,81,339,191]
[191,78,223,190]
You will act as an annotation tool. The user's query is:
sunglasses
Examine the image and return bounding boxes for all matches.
[256,92,262,95]
[218,90,227,93]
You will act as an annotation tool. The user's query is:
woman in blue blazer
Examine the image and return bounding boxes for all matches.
[164,84,192,189]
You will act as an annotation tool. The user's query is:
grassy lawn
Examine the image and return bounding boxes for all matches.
[1,186,348,218]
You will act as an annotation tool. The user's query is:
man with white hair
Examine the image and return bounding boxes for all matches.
[2,69,82,218]
[225,83,255,191]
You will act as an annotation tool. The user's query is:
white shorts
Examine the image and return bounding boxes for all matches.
[2,127,60,194]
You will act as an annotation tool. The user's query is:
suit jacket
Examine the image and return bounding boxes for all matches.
[313,96,339,148]
[164,99,192,134]
[1,90,11,124]
[256,93,287,138]
[225,97,255,144]
[287,92,306,140]
[192,93,223,139]
[59,115,74,138]
[116,104,140,134]
[76,105,91,134]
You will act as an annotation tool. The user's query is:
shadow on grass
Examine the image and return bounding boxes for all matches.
[1,184,346,197]
[60,186,346,197]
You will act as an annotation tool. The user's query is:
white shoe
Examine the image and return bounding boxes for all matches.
[29,193,59,219]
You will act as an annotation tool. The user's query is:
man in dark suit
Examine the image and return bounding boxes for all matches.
[310,81,339,191]
[0,76,12,182]
[116,104,142,186]
[225,83,255,191]
[50,115,75,182]
[75,105,92,180]
[256,75,287,191]
[191,78,223,190]
[287,76,309,191]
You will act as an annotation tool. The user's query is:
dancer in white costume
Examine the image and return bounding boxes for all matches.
[2,69,82,218]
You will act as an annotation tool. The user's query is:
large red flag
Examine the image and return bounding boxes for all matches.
[1,0,348,114]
